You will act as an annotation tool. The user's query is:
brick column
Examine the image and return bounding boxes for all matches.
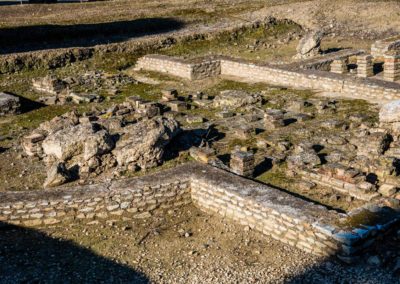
[384,51,400,82]
[330,59,348,74]
[230,151,255,177]
[357,55,374,78]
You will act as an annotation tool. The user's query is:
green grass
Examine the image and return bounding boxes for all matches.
[161,21,302,61]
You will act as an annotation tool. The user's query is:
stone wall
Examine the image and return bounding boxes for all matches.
[219,57,400,102]
[0,166,192,227]
[0,162,398,263]
[135,55,221,80]
[190,58,221,80]
[135,55,192,79]
[371,36,400,58]
[190,164,400,263]
[135,54,400,103]
[285,49,364,71]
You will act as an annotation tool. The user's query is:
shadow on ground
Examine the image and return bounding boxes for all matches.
[0,17,185,54]
[0,222,149,283]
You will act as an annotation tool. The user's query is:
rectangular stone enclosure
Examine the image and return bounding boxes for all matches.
[0,163,398,264]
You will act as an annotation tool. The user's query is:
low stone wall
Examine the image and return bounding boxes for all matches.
[0,166,192,227]
[190,165,400,262]
[190,58,221,80]
[0,162,398,263]
[135,54,400,103]
[220,57,400,102]
[135,55,221,80]
[135,55,192,79]
[299,169,380,201]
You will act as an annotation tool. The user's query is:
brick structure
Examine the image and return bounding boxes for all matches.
[135,55,221,80]
[0,163,399,263]
[230,150,255,177]
[371,35,400,58]
[357,55,374,78]
[330,59,348,74]
[384,51,400,82]
[136,54,400,103]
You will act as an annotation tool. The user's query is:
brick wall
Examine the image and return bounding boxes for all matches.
[0,162,398,263]
[136,54,400,103]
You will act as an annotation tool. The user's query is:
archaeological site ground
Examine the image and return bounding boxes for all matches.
[1,0,400,283]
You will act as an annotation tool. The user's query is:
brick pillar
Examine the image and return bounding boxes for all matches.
[230,150,255,177]
[357,55,374,78]
[384,51,400,82]
[330,59,348,74]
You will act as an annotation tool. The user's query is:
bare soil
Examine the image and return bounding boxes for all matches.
[1,205,399,283]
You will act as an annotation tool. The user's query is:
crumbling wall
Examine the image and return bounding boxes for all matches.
[371,36,400,58]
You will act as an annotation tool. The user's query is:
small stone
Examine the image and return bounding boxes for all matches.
[367,255,381,266]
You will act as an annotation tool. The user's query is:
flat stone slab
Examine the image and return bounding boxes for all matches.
[0,92,20,116]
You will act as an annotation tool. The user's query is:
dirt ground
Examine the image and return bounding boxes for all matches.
[1,1,400,283]
[1,205,399,283]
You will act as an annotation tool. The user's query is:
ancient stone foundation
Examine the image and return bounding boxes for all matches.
[357,55,374,78]
[135,55,221,80]
[371,36,400,58]
[0,163,399,263]
[384,51,400,82]
[330,59,348,74]
[135,54,400,103]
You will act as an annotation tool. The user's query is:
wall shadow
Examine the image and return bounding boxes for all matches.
[11,92,46,114]
[0,222,149,283]
[0,17,185,54]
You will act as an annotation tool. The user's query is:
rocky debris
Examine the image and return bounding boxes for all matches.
[22,133,46,157]
[22,103,179,186]
[264,109,285,129]
[166,101,188,112]
[216,110,234,118]
[285,99,312,113]
[42,123,114,163]
[295,30,323,59]
[32,75,67,95]
[43,162,71,188]
[0,92,20,116]
[350,130,392,157]
[287,143,321,169]
[378,184,398,197]
[34,71,135,105]
[380,100,400,123]
[379,100,400,135]
[161,89,178,102]
[112,117,180,170]
[186,115,204,124]
[189,147,216,163]
[191,92,212,107]
[213,90,262,109]
[234,125,255,139]
[69,92,103,104]
[126,96,160,119]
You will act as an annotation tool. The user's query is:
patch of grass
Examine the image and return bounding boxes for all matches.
[256,163,292,188]
[161,21,302,61]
